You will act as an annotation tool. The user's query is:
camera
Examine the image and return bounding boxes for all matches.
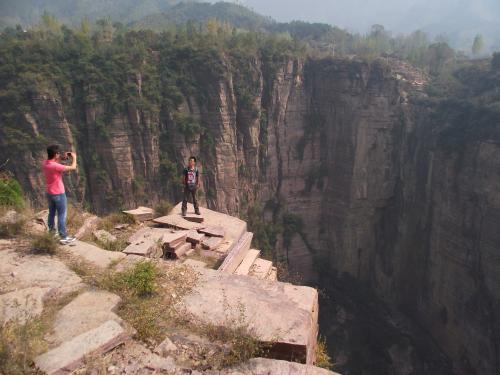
[60,152,72,161]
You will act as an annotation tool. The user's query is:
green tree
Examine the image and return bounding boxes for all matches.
[472,34,485,56]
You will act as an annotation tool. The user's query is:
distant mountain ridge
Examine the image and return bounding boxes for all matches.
[0,0,195,28]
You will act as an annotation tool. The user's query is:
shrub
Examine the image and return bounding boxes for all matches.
[315,335,334,370]
[0,174,25,209]
[31,232,59,255]
[102,261,158,297]
[154,200,173,217]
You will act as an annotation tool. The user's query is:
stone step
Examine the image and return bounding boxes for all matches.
[249,258,273,280]
[49,291,122,345]
[266,266,278,281]
[186,230,204,244]
[64,240,125,269]
[183,213,204,223]
[218,232,253,274]
[201,236,223,250]
[34,320,128,375]
[165,242,191,259]
[234,249,261,276]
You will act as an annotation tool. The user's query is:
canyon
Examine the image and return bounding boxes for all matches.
[1,52,499,375]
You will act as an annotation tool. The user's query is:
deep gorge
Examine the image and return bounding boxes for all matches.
[1,31,499,374]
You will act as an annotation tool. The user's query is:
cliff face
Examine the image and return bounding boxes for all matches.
[1,55,499,375]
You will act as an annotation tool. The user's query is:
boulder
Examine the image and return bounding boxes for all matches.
[74,214,100,240]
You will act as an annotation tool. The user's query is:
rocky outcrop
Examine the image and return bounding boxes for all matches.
[2,54,499,374]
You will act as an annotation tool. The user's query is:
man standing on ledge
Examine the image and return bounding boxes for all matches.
[42,145,77,244]
[181,156,200,216]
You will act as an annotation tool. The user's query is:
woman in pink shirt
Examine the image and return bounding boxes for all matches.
[42,145,78,244]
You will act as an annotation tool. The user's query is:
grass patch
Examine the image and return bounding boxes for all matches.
[30,232,59,255]
[98,213,135,231]
[154,200,173,217]
[95,237,128,252]
[65,203,86,234]
[315,335,334,370]
[80,261,199,342]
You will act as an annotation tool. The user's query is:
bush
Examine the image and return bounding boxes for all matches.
[103,261,158,297]
[31,232,59,255]
[315,335,334,370]
[155,200,173,217]
[0,174,25,209]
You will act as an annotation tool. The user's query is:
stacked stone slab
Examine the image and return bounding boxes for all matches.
[179,267,319,365]
[123,206,154,222]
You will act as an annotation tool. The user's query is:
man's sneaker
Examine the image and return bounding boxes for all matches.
[60,236,76,245]
[195,209,201,215]
[181,208,187,217]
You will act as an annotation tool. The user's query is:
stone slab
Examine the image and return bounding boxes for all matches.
[183,213,204,223]
[179,267,319,364]
[127,227,150,244]
[198,225,225,238]
[234,249,261,276]
[123,206,154,222]
[0,249,83,296]
[49,291,122,345]
[186,230,205,244]
[154,203,247,243]
[249,258,273,279]
[213,238,234,254]
[0,286,50,325]
[160,230,188,247]
[225,358,340,375]
[174,243,192,258]
[218,232,253,274]
[201,236,223,250]
[123,228,173,258]
[35,320,128,375]
[64,240,125,269]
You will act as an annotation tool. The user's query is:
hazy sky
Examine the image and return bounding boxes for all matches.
[233,0,499,36]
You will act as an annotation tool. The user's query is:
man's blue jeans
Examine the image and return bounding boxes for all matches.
[47,193,67,238]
